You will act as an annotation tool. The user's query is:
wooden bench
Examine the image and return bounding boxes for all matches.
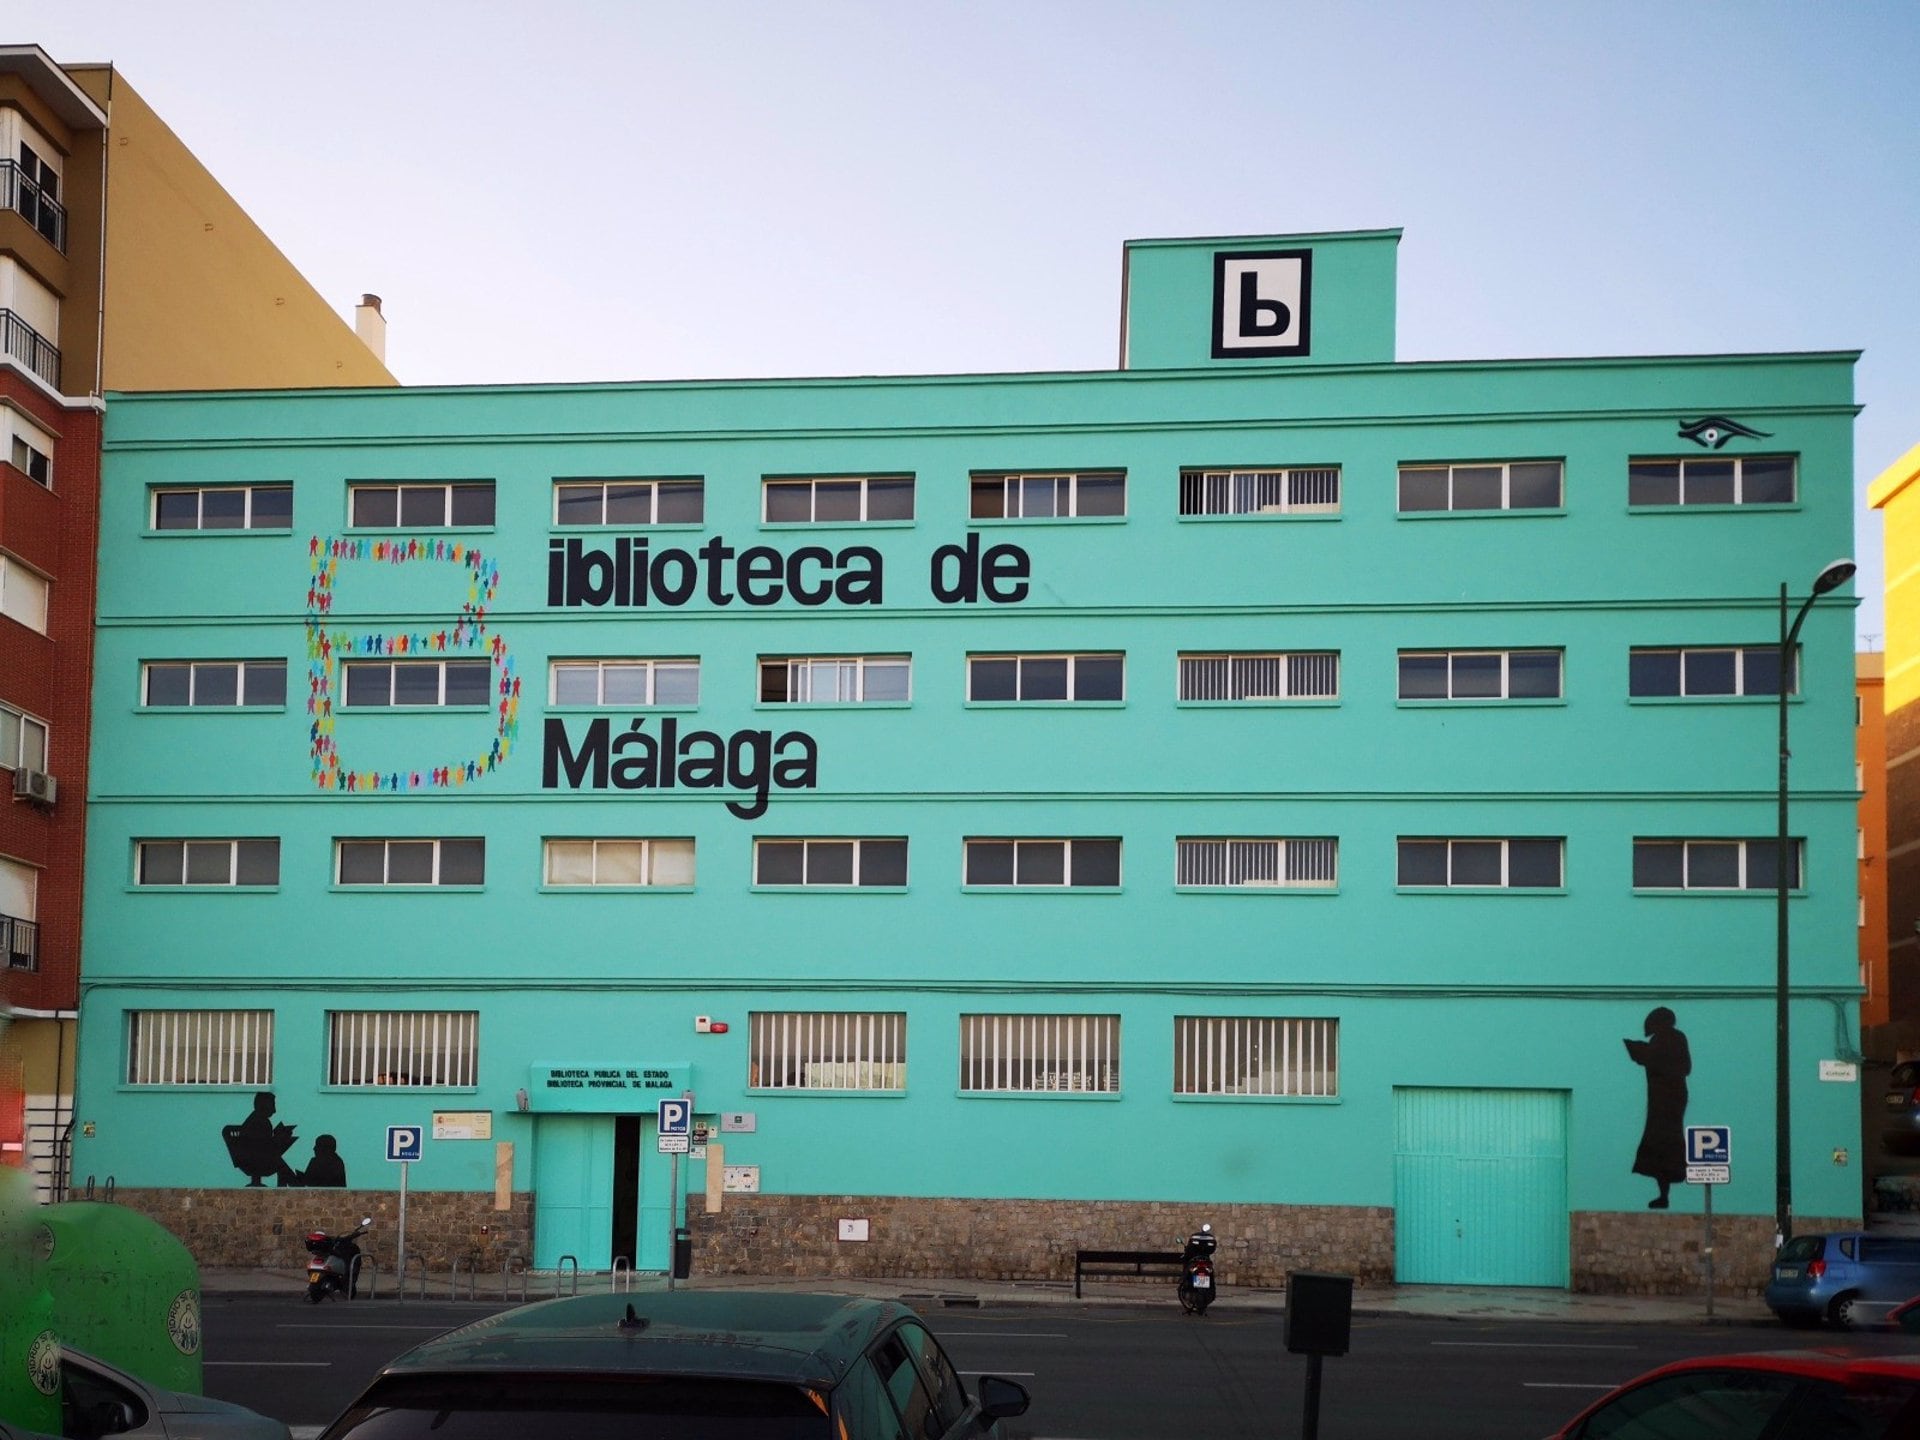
[1073,1249,1185,1298]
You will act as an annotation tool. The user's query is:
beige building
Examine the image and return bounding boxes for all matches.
[1,43,392,1201]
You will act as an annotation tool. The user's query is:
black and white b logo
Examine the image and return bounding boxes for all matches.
[1212,249,1311,358]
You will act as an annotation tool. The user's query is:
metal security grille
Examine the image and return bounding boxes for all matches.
[327,1011,479,1087]
[126,1010,274,1086]
[1177,838,1338,888]
[1178,652,1338,700]
[1174,1017,1339,1096]
[959,1014,1119,1093]
[749,1012,906,1090]
[1180,467,1341,516]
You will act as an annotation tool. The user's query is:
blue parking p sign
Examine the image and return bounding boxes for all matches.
[1686,1126,1730,1165]
[386,1125,423,1162]
[658,1099,691,1135]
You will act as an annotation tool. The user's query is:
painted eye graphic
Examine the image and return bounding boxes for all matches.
[1678,416,1772,450]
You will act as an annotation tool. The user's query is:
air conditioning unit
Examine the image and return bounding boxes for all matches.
[12,768,55,805]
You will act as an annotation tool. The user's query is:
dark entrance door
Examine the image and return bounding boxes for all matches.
[610,1114,641,1268]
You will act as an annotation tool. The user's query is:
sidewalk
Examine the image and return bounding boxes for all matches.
[201,1265,1773,1327]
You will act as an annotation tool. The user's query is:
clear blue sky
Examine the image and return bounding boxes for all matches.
[17,1,1916,642]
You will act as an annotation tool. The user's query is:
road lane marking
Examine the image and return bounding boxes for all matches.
[203,1360,333,1368]
[940,1331,1069,1338]
[1432,1341,1638,1350]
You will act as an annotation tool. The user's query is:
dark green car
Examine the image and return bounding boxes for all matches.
[316,1291,1030,1439]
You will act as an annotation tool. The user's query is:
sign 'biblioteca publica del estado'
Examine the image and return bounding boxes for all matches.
[540,534,1034,816]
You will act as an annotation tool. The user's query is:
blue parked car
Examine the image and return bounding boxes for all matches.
[1764,1232,1920,1329]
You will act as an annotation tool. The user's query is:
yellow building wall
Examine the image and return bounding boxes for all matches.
[66,66,395,392]
[1870,443,1920,1049]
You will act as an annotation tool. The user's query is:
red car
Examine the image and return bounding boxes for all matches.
[1547,1350,1920,1438]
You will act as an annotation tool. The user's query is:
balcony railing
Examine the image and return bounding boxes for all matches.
[0,161,66,252]
[0,310,60,390]
[2,913,38,972]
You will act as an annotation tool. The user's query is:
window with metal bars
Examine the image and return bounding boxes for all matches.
[1174,1017,1338,1097]
[959,1014,1120,1093]
[1176,838,1337,890]
[748,1012,906,1091]
[126,1010,274,1085]
[553,477,704,526]
[1178,652,1338,701]
[1178,467,1341,516]
[328,1011,479,1087]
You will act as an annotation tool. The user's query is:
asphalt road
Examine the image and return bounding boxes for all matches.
[200,1294,1917,1440]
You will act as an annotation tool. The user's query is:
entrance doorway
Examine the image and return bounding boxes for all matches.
[532,1113,673,1272]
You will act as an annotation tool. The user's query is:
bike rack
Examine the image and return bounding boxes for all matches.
[398,1253,428,1302]
[611,1256,632,1293]
[556,1254,579,1297]
[501,1256,529,1304]
[447,1253,480,1301]
[357,1256,378,1301]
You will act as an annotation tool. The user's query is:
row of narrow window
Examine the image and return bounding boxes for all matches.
[122,1007,1339,1098]
[142,454,1801,531]
[127,645,1802,715]
[129,835,1805,893]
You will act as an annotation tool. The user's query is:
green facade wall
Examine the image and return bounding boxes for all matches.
[70,233,1863,1283]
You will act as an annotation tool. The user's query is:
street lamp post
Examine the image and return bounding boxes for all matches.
[1776,557,1855,1248]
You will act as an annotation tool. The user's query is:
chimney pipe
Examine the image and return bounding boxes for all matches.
[354,293,387,365]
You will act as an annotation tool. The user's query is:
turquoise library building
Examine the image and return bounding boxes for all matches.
[70,231,1863,1292]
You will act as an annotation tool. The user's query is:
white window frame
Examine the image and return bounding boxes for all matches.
[0,854,37,972]
[748,1011,907,1092]
[552,476,705,526]
[141,659,288,708]
[347,481,494,529]
[1174,1016,1339,1097]
[1397,836,1564,889]
[1177,651,1339,701]
[327,1010,479,1087]
[134,838,281,888]
[1397,649,1563,700]
[970,470,1126,520]
[752,837,908,888]
[148,484,292,532]
[0,700,49,771]
[126,1009,274,1086]
[1176,838,1338,890]
[549,657,700,707]
[959,1013,1120,1094]
[341,658,492,708]
[543,837,695,888]
[1632,837,1804,892]
[963,838,1122,889]
[1178,467,1341,516]
[1629,455,1798,507]
[758,654,911,705]
[1629,646,1797,698]
[3,407,52,488]
[335,838,486,888]
[0,552,49,632]
[966,652,1125,702]
[1397,460,1563,513]
[762,474,915,523]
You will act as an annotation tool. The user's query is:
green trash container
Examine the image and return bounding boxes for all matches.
[0,1165,59,1433]
[39,1201,203,1397]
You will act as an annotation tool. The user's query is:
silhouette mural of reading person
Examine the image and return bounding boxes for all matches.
[223,1090,298,1186]
[296,1134,347,1188]
[1624,1007,1691,1209]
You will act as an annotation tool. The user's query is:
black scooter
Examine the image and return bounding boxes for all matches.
[1177,1223,1218,1314]
[304,1216,371,1302]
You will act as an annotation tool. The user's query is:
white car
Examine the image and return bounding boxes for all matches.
[0,1347,290,1440]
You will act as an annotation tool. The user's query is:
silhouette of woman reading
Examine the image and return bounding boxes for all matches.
[1624,1007,1691,1209]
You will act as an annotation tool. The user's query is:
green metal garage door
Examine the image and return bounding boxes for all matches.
[1394,1087,1569,1288]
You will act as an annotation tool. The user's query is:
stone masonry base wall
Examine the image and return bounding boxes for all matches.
[108,1188,534,1280]
[101,1190,1858,1297]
